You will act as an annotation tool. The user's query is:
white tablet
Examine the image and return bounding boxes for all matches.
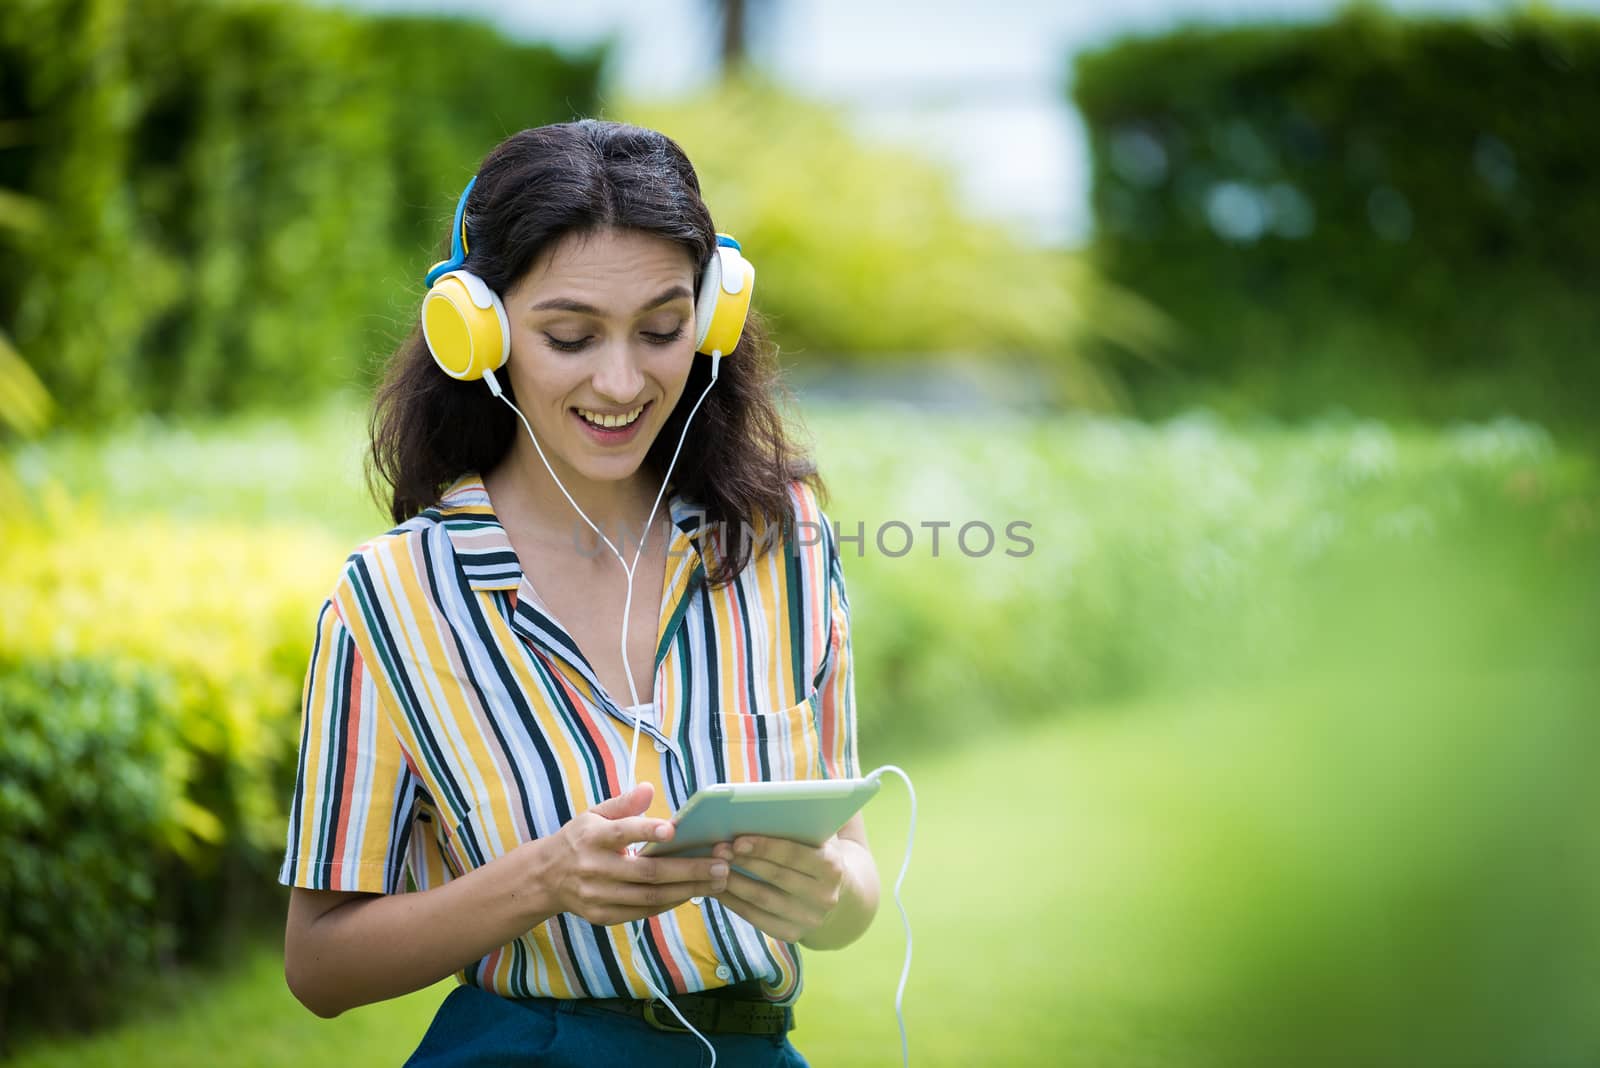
[640,778,880,858]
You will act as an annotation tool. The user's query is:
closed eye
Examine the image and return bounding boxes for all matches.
[645,327,685,345]
[544,334,591,352]
[542,326,685,353]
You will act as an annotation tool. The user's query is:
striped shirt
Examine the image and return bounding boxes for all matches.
[279,473,857,1005]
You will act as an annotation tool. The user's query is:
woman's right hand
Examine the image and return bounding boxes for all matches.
[533,782,728,927]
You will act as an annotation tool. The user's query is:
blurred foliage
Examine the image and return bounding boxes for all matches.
[0,0,1177,423]
[0,280,52,501]
[0,489,342,856]
[0,330,50,438]
[1071,7,1600,430]
[806,408,1600,757]
[616,78,1175,410]
[0,0,604,423]
[10,396,387,545]
[0,657,180,1037]
[0,487,345,1042]
[0,157,51,497]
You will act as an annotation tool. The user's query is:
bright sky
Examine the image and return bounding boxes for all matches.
[332,0,1597,246]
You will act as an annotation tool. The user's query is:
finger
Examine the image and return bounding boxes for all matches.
[731,835,830,879]
[589,782,653,820]
[608,878,726,910]
[720,871,824,931]
[714,889,811,944]
[594,814,675,850]
[721,854,816,899]
[599,852,730,888]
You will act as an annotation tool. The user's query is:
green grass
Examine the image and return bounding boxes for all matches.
[5,948,449,1068]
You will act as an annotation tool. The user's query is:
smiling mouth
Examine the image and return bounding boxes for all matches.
[573,401,650,430]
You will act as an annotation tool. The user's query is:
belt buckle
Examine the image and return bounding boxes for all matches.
[642,999,691,1033]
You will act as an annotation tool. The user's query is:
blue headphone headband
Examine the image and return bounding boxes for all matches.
[424,176,477,288]
[428,177,737,290]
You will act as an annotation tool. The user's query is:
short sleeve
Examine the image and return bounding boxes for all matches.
[279,597,420,894]
[813,517,861,780]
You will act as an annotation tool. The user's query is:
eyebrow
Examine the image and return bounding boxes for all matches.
[529,285,693,317]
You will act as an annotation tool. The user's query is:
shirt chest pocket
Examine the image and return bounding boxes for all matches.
[715,689,823,784]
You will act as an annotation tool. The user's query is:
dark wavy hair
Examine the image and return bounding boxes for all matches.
[369,120,821,588]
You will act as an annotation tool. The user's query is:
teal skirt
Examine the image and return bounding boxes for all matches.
[404,984,810,1068]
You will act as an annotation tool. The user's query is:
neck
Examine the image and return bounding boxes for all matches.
[488,437,669,557]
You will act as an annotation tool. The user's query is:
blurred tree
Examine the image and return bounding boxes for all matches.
[619,77,1174,410]
[0,0,604,425]
[718,0,747,70]
[0,328,49,437]
[0,157,52,489]
[707,0,776,77]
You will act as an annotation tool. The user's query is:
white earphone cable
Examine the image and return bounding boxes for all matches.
[484,351,724,1066]
[867,764,917,1068]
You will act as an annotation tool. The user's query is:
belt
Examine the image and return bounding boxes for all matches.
[579,981,794,1036]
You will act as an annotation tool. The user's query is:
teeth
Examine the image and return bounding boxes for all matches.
[576,404,644,429]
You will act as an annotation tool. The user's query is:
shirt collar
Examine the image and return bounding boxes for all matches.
[436,472,710,592]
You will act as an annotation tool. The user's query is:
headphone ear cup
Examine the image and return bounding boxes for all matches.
[695,243,754,358]
[421,270,510,381]
[693,249,722,353]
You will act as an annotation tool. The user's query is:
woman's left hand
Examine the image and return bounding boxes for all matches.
[709,835,850,945]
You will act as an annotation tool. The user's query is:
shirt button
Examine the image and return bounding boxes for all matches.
[690,896,704,906]
[714,965,732,981]
[653,739,668,753]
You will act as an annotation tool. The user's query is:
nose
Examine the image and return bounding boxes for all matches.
[589,338,646,405]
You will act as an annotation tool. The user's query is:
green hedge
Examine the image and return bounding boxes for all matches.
[0,658,180,1034]
[1071,9,1600,429]
[0,0,603,422]
[0,491,343,1043]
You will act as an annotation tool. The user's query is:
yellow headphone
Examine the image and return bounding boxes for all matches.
[420,176,755,383]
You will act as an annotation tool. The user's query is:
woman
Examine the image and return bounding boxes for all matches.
[278,119,878,1067]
